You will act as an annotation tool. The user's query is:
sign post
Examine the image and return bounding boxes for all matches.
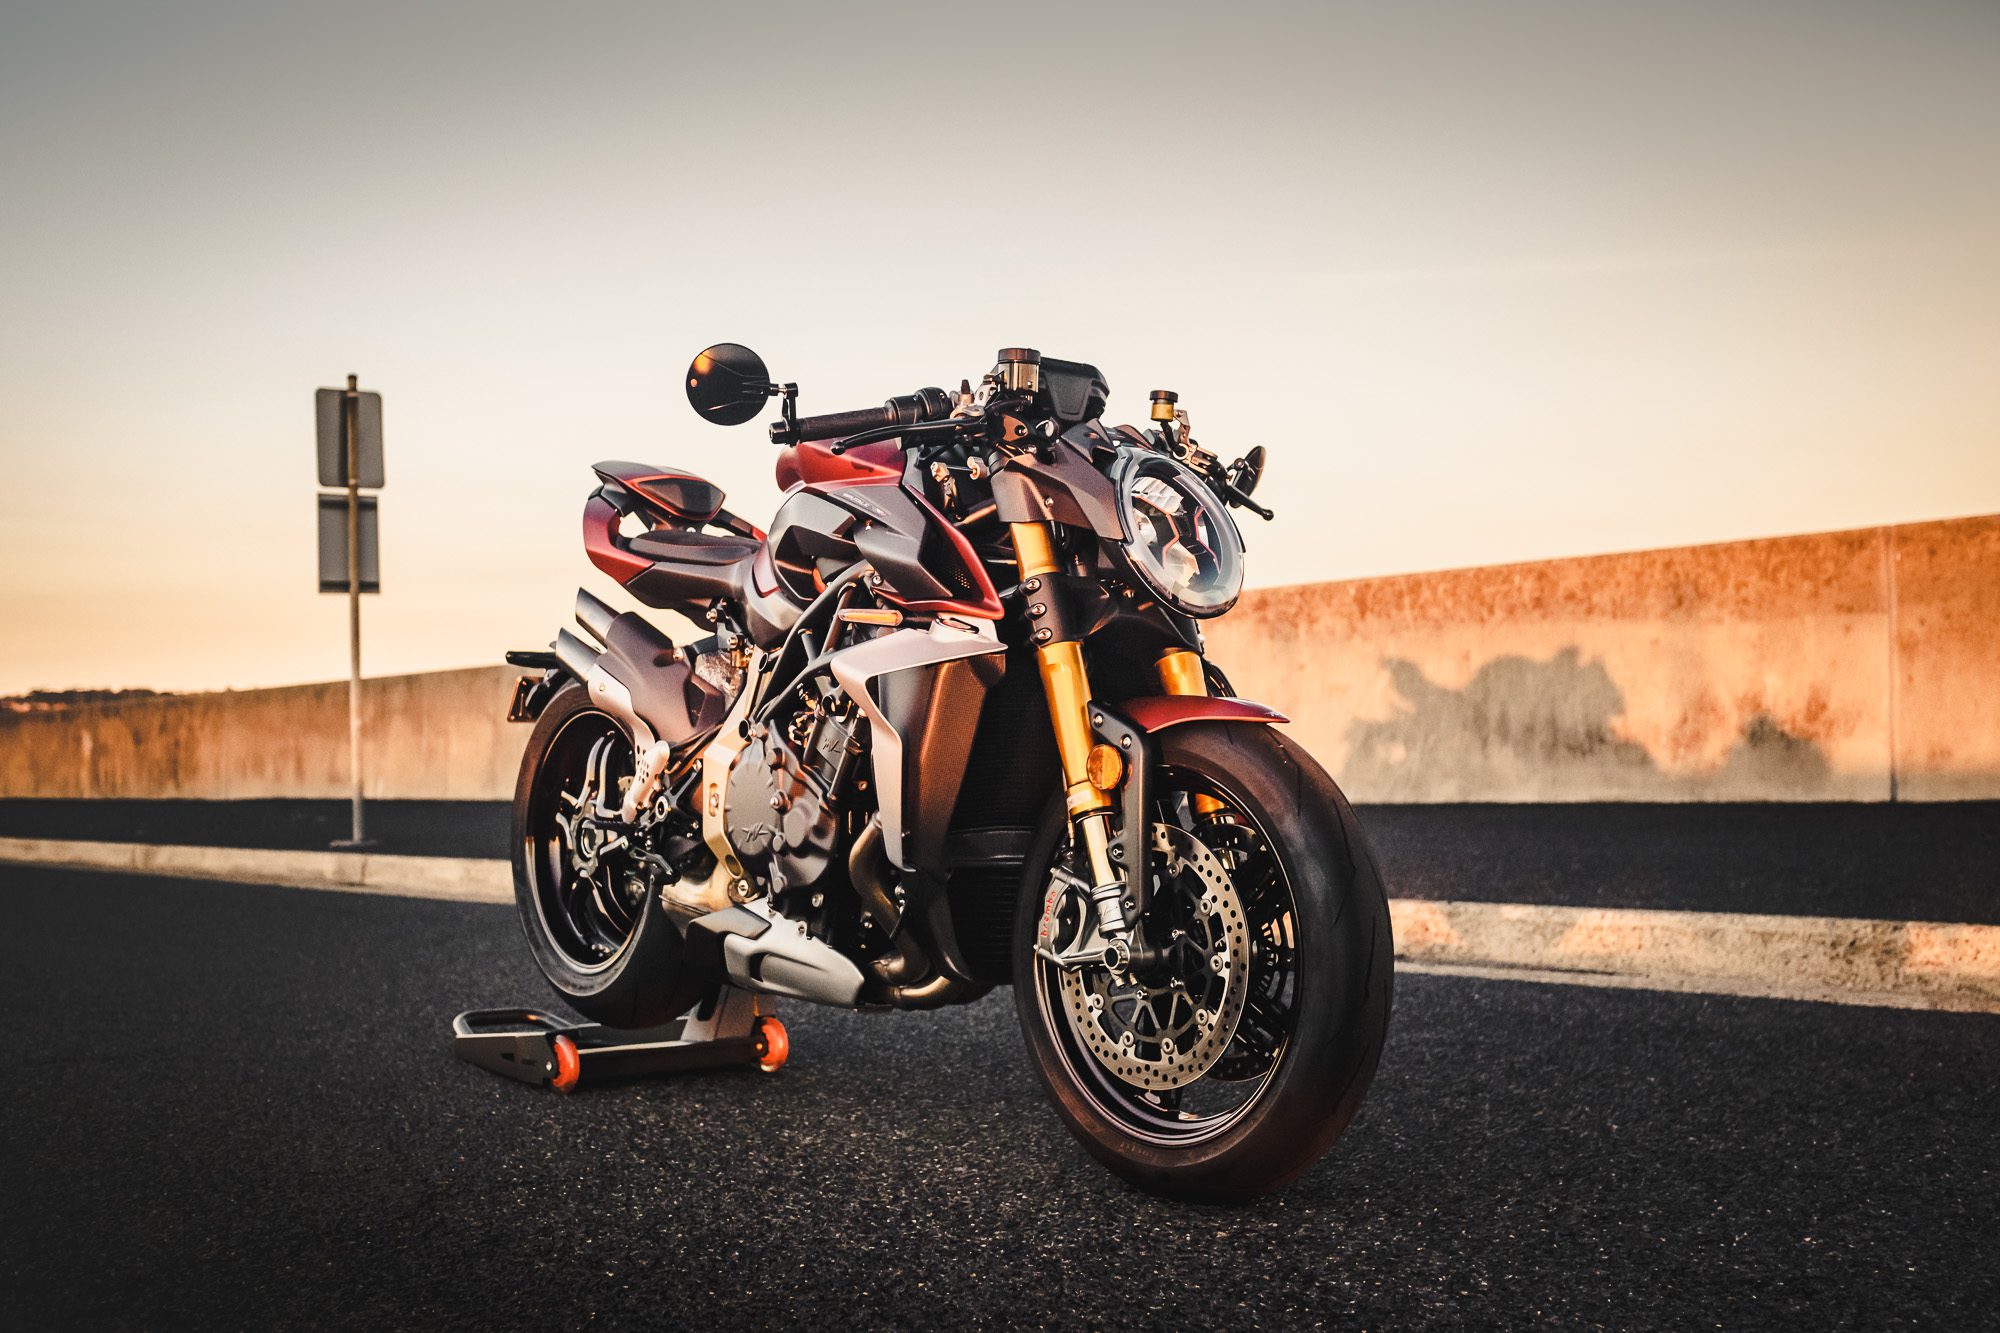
[316,375,384,849]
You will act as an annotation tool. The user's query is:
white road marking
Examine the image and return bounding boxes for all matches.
[5,838,1999,1013]
[0,836,510,903]
[1398,961,1999,1014]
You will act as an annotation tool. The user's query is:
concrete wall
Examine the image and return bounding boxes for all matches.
[0,667,522,801]
[1892,517,2000,801]
[2,515,1994,805]
[1206,514,2000,802]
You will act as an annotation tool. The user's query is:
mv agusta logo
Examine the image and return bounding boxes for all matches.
[501,343,1393,1200]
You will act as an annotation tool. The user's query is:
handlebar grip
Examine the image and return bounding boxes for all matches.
[792,405,899,443]
[782,387,956,445]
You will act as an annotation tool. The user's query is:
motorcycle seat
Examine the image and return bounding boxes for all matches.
[621,526,763,608]
[625,526,761,567]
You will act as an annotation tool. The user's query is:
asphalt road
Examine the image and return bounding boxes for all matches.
[4,866,1996,1330]
[9,797,1996,922]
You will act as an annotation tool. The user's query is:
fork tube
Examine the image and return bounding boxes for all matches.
[1010,522,1128,929]
[1155,648,1206,698]
[1156,649,1225,814]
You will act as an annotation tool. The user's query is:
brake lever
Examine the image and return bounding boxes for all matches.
[1222,482,1274,521]
[828,415,972,457]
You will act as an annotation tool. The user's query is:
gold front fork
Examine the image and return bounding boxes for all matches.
[1156,648,1206,698]
[1157,648,1226,815]
[1011,522,1128,929]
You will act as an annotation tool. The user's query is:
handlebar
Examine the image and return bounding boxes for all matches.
[774,387,956,445]
[791,405,901,443]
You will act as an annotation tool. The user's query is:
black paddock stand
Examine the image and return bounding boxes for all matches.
[452,986,786,1092]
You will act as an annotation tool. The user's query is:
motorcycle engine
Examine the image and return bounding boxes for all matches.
[722,679,864,896]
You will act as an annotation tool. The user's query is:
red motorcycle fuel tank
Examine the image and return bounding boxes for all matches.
[765,476,1000,618]
[774,440,902,490]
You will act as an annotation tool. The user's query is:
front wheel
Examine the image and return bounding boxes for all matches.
[1012,721,1394,1202]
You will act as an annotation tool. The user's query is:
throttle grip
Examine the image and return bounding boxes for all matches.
[792,405,899,443]
[776,387,955,445]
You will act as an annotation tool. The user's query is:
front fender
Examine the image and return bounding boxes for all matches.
[1085,696,1284,922]
[1120,696,1287,732]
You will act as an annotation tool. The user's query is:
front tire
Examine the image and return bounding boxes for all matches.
[512,682,700,1029]
[1012,721,1394,1202]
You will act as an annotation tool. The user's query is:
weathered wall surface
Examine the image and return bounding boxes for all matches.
[0,667,522,801]
[3,516,1995,804]
[1892,517,2000,801]
[1206,514,2000,802]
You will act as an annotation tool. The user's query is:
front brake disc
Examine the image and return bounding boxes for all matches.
[1055,823,1251,1092]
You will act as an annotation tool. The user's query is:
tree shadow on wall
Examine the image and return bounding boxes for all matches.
[1343,648,1833,800]
[1719,714,1834,793]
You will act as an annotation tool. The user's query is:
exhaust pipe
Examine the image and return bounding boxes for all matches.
[574,589,617,645]
[553,629,598,683]
[565,597,680,758]
[686,904,865,1007]
[886,973,989,1009]
[849,818,902,936]
[849,819,930,987]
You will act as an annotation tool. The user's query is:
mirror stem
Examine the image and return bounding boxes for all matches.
[772,384,799,444]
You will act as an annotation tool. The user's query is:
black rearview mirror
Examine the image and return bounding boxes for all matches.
[685,343,773,426]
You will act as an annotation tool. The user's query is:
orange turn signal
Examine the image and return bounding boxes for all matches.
[837,608,904,626]
[1085,743,1125,792]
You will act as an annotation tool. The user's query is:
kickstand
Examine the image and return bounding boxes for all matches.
[451,986,786,1092]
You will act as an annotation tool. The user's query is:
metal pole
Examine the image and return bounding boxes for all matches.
[343,373,366,845]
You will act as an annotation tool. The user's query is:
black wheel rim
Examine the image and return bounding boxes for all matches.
[524,708,644,973]
[1032,765,1303,1147]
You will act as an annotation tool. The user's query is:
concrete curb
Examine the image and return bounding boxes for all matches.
[0,836,510,904]
[1391,899,2000,1013]
[4,838,1997,1012]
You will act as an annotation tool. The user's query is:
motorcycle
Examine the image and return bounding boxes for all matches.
[504,344,1393,1200]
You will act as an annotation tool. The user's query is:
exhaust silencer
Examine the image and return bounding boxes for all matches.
[574,589,617,645]
[567,591,727,749]
[553,629,599,683]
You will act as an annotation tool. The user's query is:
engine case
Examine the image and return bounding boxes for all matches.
[722,707,859,895]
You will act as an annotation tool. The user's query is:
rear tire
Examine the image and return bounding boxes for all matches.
[512,682,701,1030]
[1012,721,1394,1202]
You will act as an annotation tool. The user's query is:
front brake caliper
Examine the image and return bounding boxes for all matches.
[1035,866,1113,972]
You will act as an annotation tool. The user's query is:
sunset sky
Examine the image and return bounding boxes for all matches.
[2,0,1996,694]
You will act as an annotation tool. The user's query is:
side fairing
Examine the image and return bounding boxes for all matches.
[826,618,1007,872]
[767,490,862,599]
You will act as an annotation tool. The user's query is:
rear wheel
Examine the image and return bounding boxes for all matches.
[1013,721,1394,1201]
[512,683,700,1029]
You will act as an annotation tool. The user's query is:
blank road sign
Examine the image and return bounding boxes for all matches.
[316,389,384,488]
[318,494,380,593]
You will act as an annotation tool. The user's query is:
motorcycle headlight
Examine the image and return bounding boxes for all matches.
[1112,451,1245,618]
